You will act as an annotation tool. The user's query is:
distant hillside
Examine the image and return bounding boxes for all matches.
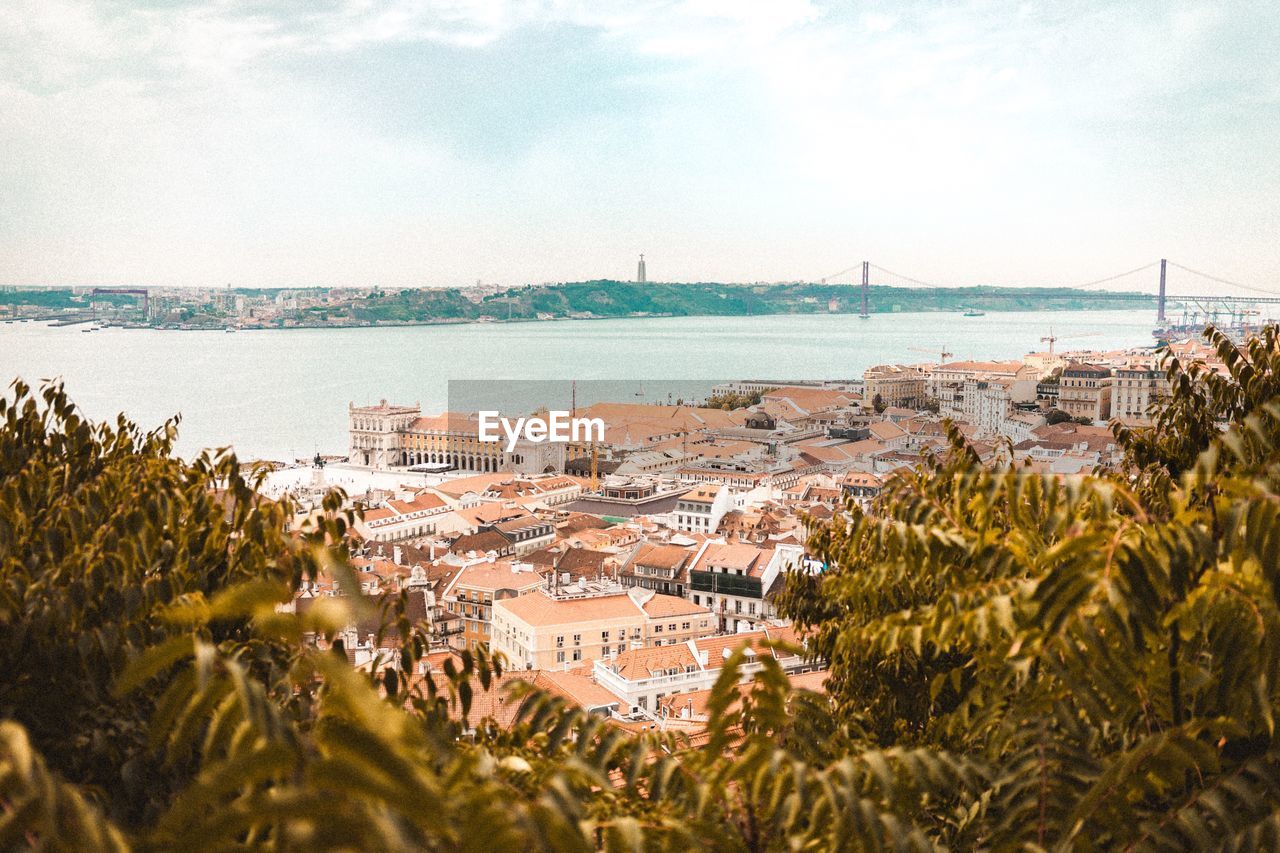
[306,280,1152,325]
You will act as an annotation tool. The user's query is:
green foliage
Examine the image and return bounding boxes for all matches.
[0,380,346,827]
[242,281,1158,327]
[704,388,770,411]
[779,324,1280,848]
[7,323,1280,850]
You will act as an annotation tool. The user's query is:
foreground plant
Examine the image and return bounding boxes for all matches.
[5,327,1280,850]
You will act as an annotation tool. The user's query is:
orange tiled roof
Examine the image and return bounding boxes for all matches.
[610,643,700,679]
[448,561,546,594]
[498,591,646,626]
[641,595,711,619]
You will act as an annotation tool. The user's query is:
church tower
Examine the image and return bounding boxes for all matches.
[637,253,647,283]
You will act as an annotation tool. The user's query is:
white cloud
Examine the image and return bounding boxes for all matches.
[0,0,1278,288]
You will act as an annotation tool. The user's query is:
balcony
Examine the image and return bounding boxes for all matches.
[691,570,762,598]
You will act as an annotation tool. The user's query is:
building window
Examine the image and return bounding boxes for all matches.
[601,630,609,642]
[681,622,690,630]
[654,624,663,633]
[556,635,564,648]
[556,651,565,663]
[572,649,582,662]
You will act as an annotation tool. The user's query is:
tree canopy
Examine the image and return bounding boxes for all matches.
[5,326,1280,850]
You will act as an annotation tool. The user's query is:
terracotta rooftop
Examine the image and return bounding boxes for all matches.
[447,560,545,594]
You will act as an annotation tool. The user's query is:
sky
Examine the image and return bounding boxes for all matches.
[1,0,1278,291]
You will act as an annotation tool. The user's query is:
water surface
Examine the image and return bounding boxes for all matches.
[0,310,1158,460]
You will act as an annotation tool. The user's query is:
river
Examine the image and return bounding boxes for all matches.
[0,309,1159,461]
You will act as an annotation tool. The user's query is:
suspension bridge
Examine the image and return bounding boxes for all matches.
[817,259,1280,326]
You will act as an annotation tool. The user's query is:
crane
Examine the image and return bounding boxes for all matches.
[908,346,953,363]
[1039,330,1104,355]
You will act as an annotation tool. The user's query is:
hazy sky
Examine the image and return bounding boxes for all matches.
[1,1,1277,290]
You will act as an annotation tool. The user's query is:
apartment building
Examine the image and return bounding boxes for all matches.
[491,584,713,671]
[354,489,453,542]
[1059,362,1113,422]
[619,542,696,597]
[862,365,927,408]
[840,470,883,510]
[591,625,817,713]
[440,560,546,651]
[928,361,1026,421]
[1000,410,1048,444]
[1112,361,1168,422]
[484,516,555,556]
[673,484,732,533]
[688,540,804,633]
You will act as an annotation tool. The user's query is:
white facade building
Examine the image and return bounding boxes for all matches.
[672,484,732,533]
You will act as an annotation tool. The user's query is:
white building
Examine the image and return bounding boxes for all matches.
[354,491,455,542]
[1000,410,1048,444]
[687,540,804,633]
[349,400,421,468]
[591,625,817,713]
[491,584,713,671]
[672,484,731,534]
[1112,361,1168,423]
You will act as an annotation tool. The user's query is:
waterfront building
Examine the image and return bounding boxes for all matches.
[928,361,1025,421]
[348,400,421,468]
[347,405,566,475]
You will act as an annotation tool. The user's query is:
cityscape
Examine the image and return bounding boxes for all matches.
[6,0,1280,848]
[1,256,1274,336]
[253,332,1195,711]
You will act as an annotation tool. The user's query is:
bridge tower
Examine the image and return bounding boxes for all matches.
[1158,258,1167,323]
[860,261,869,318]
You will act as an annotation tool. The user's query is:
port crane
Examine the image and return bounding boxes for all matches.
[908,346,953,363]
[1039,330,1103,355]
